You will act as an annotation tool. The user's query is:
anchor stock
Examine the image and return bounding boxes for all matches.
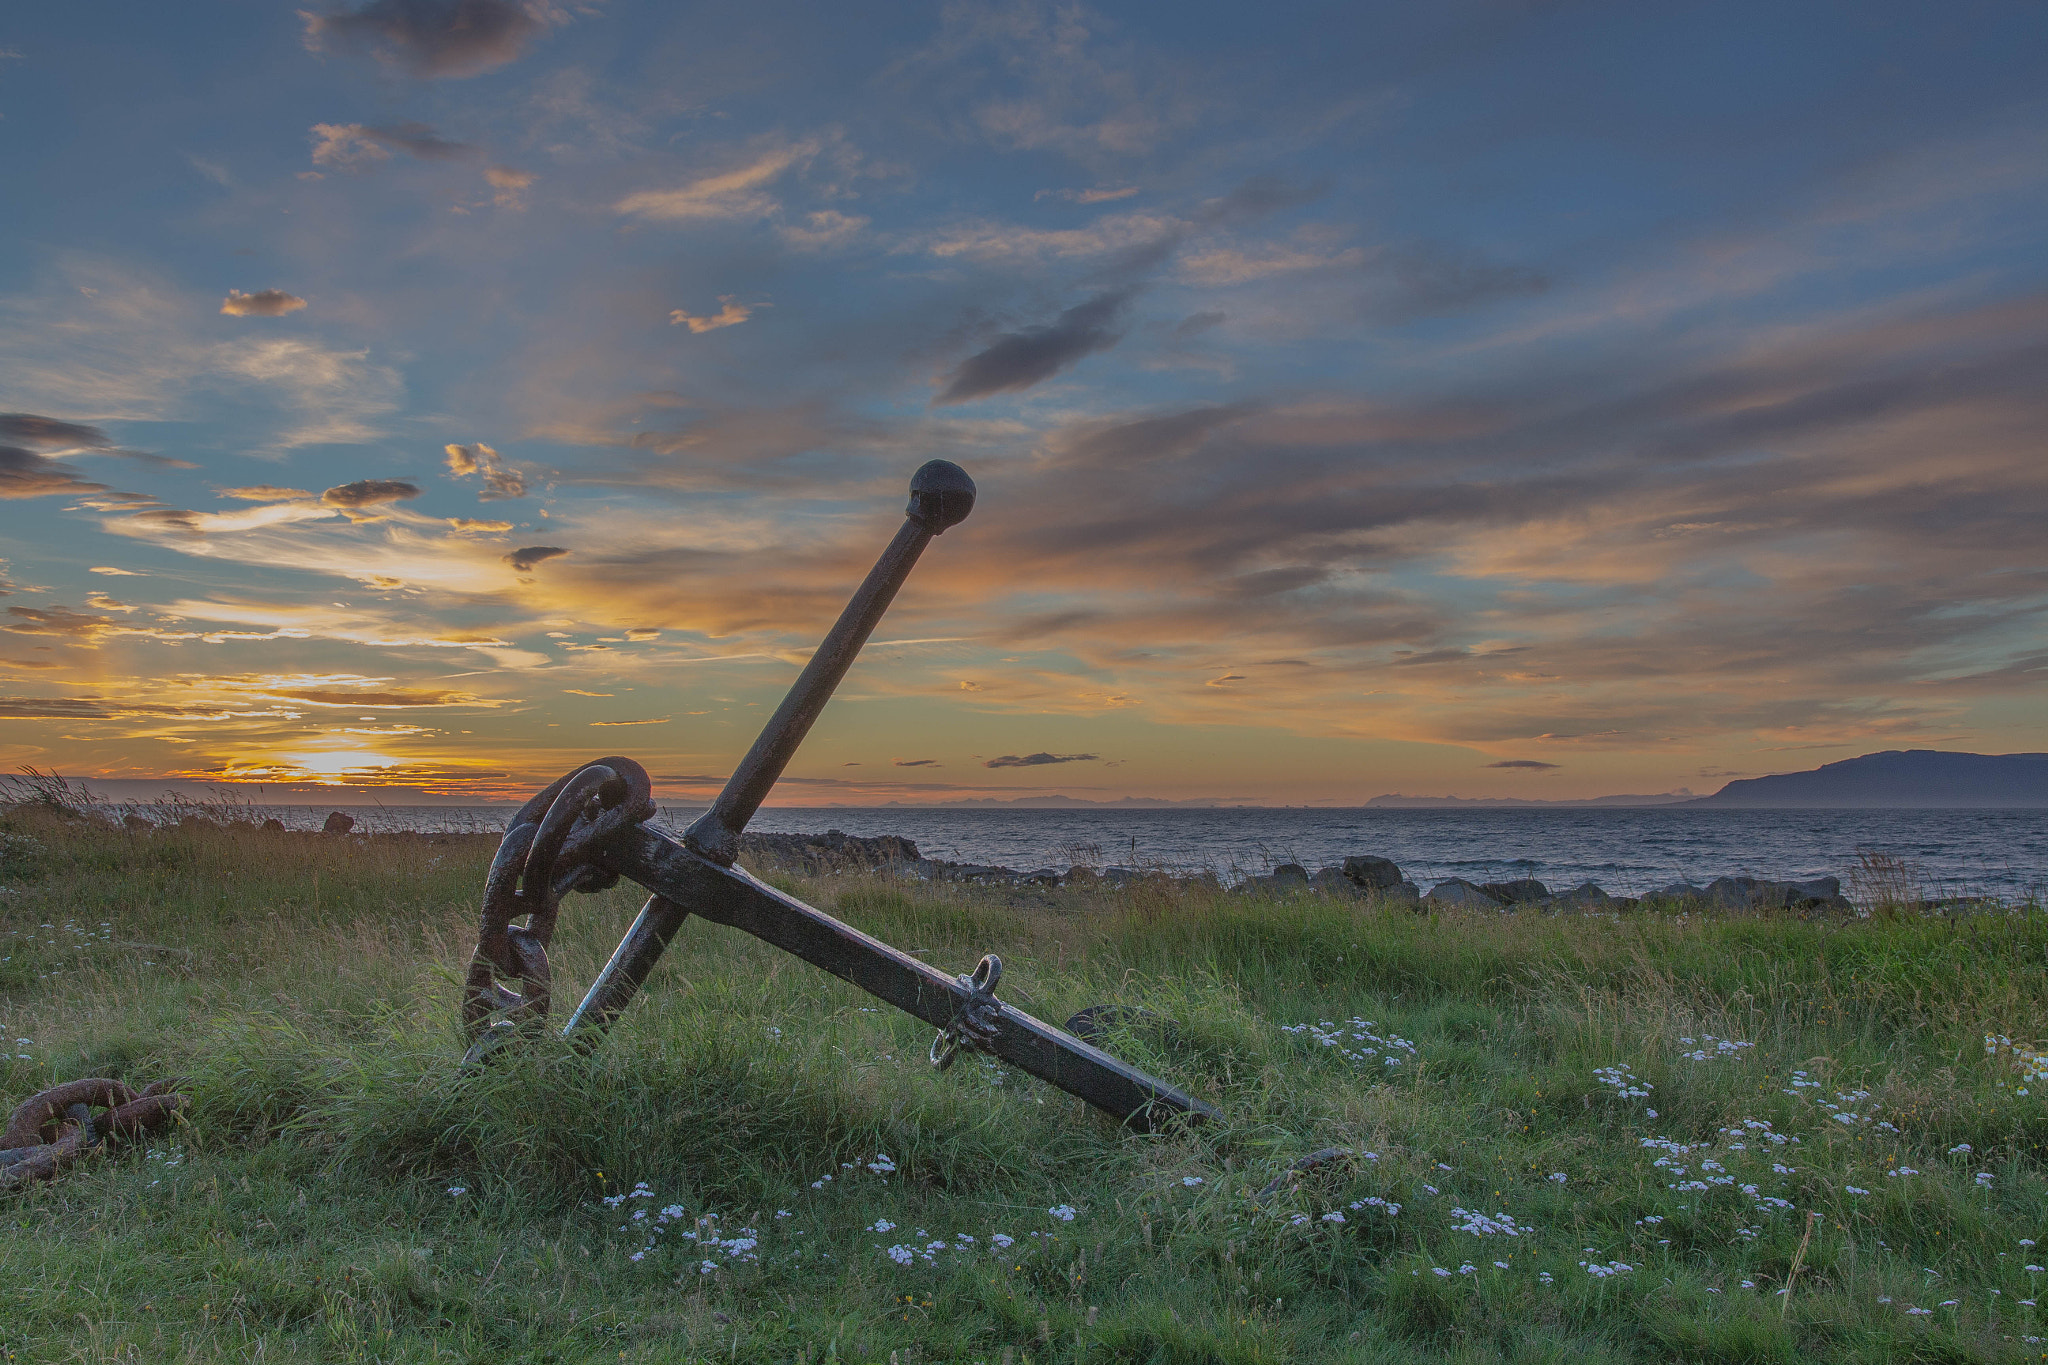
[460,460,1217,1132]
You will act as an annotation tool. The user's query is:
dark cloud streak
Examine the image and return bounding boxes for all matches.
[302,0,546,78]
[934,290,1134,404]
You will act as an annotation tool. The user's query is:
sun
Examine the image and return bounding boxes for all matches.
[273,750,403,781]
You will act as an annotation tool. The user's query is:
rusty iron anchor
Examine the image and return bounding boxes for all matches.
[461,460,1216,1132]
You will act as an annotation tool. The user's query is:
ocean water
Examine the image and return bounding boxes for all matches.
[254,804,2045,903]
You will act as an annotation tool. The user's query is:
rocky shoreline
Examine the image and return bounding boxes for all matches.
[733,828,1867,912]
[65,813,2011,913]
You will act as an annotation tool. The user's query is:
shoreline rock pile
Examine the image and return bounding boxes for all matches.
[737,834,1856,913]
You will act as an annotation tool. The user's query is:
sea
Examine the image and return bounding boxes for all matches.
[248,804,2046,904]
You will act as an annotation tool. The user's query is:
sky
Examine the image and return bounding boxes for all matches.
[2,1,2045,807]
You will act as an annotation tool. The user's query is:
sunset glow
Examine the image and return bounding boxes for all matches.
[3,4,2044,805]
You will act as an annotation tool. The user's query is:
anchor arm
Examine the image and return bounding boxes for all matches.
[602,823,1216,1132]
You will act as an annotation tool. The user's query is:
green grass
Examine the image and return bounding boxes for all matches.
[3,806,2048,1363]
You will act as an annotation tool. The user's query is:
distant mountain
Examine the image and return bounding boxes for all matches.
[1689,750,2048,808]
[1364,792,1694,808]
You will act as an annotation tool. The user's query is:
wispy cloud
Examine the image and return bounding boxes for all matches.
[984,752,1100,768]
[669,297,754,333]
[220,289,308,317]
[443,442,526,499]
[934,289,1132,403]
[613,143,815,222]
[309,121,475,169]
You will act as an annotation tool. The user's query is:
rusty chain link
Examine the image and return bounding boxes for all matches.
[462,755,654,1064]
[0,1077,186,1190]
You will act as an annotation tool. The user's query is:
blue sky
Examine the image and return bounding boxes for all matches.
[2,1,2045,804]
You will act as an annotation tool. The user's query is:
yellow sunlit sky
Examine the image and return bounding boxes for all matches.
[3,3,2045,806]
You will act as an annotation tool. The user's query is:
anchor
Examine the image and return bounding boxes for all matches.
[461,460,1216,1132]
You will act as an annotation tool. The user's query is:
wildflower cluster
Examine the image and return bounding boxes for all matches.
[1450,1208,1531,1238]
[1986,1034,2048,1096]
[1675,1034,1754,1062]
[1280,1018,1417,1068]
[1640,1120,1802,1221]
[1592,1063,1651,1101]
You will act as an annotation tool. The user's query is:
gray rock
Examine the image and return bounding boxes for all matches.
[1425,878,1509,909]
[321,811,355,835]
[1311,866,1365,898]
[1783,876,1844,908]
[1551,881,1613,909]
[1704,875,1849,912]
[1645,882,1702,903]
[1272,863,1311,884]
[1480,878,1550,903]
[1341,855,1404,892]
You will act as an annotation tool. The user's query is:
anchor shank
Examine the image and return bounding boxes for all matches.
[607,824,1214,1131]
[685,517,931,864]
[684,459,975,865]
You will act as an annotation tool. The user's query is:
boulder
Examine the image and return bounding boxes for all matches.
[1425,878,1508,910]
[122,814,154,832]
[738,829,924,874]
[1480,878,1550,904]
[1311,866,1365,898]
[1704,875,1850,912]
[1340,855,1404,892]
[1271,863,1311,884]
[1644,882,1702,903]
[1551,881,1613,910]
[261,817,287,832]
[321,811,356,836]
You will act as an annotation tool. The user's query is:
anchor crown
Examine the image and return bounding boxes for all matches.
[907,459,976,533]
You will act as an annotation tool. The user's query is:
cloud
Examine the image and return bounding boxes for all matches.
[219,485,314,501]
[301,0,550,78]
[0,697,232,720]
[779,211,869,251]
[613,143,815,222]
[503,545,568,571]
[321,479,421,509]
[590,717,669,726]
[983,752,1101,768]
[270,685,482,707]
[893,758,941,767]
[443,442,527,499]
[212,337,402,447]
[1485,760,1561,770]
[0,445,107,500]
[1038,186,1140,204]
[934,289,1133,404]
[483,164,535,207]
[220,289,308,318]
[1362,242,1550,322]
[669,298,754,334]
[309,121,475,170]
[4,606,117,643]
[0,413,109,449]
[448,516,513,532]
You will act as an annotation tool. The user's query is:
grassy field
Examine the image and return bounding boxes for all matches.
[3,803,2048,1364]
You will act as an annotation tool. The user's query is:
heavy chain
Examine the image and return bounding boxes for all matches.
[462,756,654,1064]
[0,1077,185,1190]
